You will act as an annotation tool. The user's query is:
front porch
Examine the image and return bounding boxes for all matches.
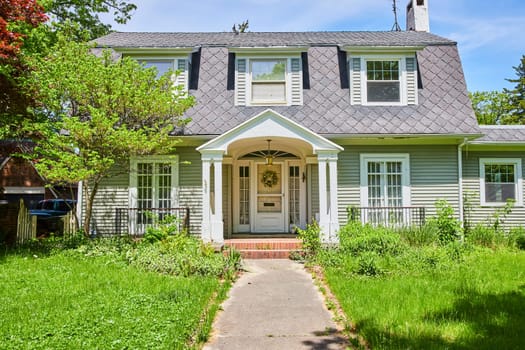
[197,109,343,244]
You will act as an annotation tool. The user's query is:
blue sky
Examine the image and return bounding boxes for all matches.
[103,0,525,92]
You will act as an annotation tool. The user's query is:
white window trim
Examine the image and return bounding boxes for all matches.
[359,153,411,207]
[237,55,300,107]
[479,158,523,207]
[134,56,189,90]
[353,54,412,106]
[129,155,180,210]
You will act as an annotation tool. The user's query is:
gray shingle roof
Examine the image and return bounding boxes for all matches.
[94,31,454,48]
[474,126,525,143]
[93,31,481,137]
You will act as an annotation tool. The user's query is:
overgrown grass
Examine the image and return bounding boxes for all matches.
[0,233,240,349]
[306,213,525,349]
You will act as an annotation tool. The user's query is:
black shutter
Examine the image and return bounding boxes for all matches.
[189,48,201,90]
[337,48,349,89]
[227,52,236,90]
[301,52,310,90]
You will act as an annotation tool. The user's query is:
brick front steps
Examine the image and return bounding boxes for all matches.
[224,238,302,259]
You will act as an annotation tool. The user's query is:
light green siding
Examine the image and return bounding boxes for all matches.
[177,147,202,235]
[88,168,129,235]
[463,151,525,229]
[337,145,460,225]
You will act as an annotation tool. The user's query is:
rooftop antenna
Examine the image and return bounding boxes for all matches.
[391,0,402,31]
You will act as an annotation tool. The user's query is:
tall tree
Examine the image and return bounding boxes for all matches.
[44,0,137,41]
[23,39,194,234]
[469,91,512,125]
[504,55,525,124]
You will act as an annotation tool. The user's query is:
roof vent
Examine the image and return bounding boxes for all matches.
[406,0,430,32]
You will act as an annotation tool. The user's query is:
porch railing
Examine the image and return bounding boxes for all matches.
[347,206,426,228]
[115,207,190,236]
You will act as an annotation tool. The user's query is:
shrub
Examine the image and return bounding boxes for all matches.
[466,224,496,247]
[430,200,462,244]
[509,226,525,250]
[142,214,182,244]
[339,222,404,257]
[296,221,321,259]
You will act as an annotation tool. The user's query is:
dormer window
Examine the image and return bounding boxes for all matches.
[348,53,418,106]
[366,60,400,103]
[138,59,174,79]
[251,60,287,104]
[133,57,189,90]
[234,53,303,107]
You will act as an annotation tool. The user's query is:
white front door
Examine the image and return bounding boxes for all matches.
[254,162,285,232]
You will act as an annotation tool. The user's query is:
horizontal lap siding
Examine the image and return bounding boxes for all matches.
[337,145,459,226]
[463,151,525,229]
[89,168,129,235]
[178,147,203,235]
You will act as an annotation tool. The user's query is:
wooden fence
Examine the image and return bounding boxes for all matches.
[62,211,78,238]
[16,199,36,245]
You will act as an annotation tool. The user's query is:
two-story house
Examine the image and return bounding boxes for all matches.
[85,0,525,243]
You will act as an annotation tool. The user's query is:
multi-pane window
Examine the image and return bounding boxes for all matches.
[289,166,300,226]
[366,60,400,103]
[251,60,287,103]
[360,155,410,226]
[480,159,522,205]
[239,166,250,225]
[367,161,403,208]
[137,162,172,223]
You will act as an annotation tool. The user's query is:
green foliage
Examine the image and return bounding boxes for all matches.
[488,198,515,232]
[430,199,462,244]
[339,222,405,257]
[0,248,221,349]
[397,222,439,247]
[22,38,194,233]
[509,226,525,250]
[356,251,384,276]
[142,214,182,244]
[296,221,321,259]
[504,54,525,124]
[469,90,513,124]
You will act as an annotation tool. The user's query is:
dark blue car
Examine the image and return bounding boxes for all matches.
[30,199,76,233]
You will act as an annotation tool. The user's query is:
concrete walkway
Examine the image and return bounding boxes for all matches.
[204,259,347,350]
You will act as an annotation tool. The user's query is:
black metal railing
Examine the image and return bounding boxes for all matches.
[115,207,190,236]
[347,206,426,228]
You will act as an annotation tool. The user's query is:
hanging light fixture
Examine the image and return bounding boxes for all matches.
[265,139,273,165]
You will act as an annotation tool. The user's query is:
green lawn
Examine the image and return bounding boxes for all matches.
[324,249,525,349]
[0,250,223,349]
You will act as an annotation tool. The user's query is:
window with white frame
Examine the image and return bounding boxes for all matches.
[135,57,188,90]
[235,56,302,106]
[130,157,179,227]
[480,158,523,206]
[138,59,174,79]
[360,154,411,225]
[366,60,400,103]
[349,54,417,106]
[251,59,287,104]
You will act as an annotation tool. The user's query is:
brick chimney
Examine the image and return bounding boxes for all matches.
[406,0,430,32]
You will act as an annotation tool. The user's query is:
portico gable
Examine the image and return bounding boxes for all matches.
[197,109,343,244]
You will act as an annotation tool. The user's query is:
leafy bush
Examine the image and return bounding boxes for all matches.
[508,226,525,250]
[430,200,462,244]
[124,233,240,279]
[466,224,497,247]
[142,214,182,244]
[339,222,405,257]
[296,221,321,259]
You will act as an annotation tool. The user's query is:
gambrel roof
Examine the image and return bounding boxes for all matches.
[95,31,481,137]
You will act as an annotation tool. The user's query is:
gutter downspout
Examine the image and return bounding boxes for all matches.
[458,138,468,233]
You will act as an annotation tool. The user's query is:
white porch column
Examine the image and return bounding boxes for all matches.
[201,151,224,244]
[317,157,329,243]
[328,157,340,243]
[211,156,224,243]
[201,158,211,242]
[318,151,340,244]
